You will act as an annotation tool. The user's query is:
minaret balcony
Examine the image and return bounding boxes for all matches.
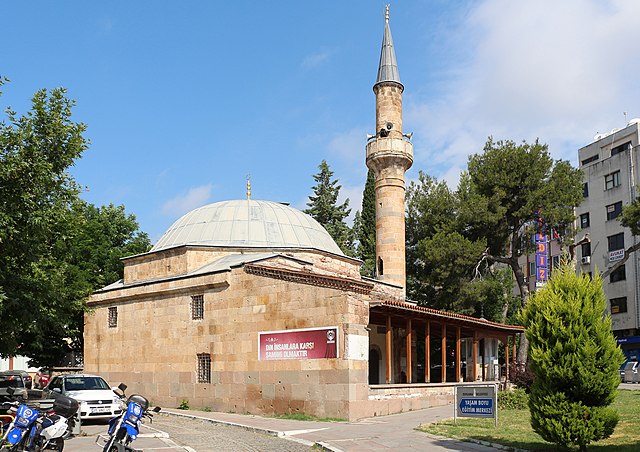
[366,137,414,171]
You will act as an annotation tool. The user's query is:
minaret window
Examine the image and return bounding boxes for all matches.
[378,257,384,276]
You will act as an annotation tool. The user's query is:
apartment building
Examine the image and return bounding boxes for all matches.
[577,119,640,361]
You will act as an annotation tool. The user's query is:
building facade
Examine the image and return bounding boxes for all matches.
[84,9,522,421]
[577,119,640,361]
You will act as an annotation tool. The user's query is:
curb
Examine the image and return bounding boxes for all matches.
[160,410,341,452]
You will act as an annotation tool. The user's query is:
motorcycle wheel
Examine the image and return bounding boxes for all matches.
[47,437,63,451]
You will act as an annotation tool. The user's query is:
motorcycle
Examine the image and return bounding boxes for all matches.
[0,387,78,451]
[99,384,160,452]
[0,399,40,451]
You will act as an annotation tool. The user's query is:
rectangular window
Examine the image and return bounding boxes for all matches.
[581,154,599,165]
[580,212,590,228]
[581,242,591,257]
[191,295,204,320]
[610,297,628,314]
[605,171,621,190]
[583,182,589,198]
[529,262,536,278]
[197,353,211,383]
[551,255,561,269]
[608,232,624,251]
[610,265,626,283]
[606,201,623,221]
[611,141,631,157]
[108,307,118,328]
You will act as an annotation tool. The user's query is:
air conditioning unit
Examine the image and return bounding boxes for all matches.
[581,256,591,265]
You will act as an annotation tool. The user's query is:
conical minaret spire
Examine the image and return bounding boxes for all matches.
[366,5,413,295]
[375,5,402,89]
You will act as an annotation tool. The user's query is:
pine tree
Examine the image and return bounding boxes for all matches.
[354,169,376,276]
[305,160,354,255]
[519,262,624,451]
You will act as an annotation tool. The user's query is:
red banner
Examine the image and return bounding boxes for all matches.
[258,327,338,360]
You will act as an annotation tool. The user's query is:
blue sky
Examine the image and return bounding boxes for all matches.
[2,1,640,243]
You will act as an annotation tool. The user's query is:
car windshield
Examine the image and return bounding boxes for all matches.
[0,375,25,388]
[63,376,110,391]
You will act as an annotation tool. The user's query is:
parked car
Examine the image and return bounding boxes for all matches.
[13,370,32,389]
[43,374,122,420]
[0,371,29,403]
[623,361,639,383]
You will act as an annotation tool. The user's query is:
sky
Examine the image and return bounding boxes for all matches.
[2,1,640,243]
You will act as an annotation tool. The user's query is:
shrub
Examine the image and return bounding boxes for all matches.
[520,263,624,451]
[511,363,535,393]
[177,399,190,410]
[498,388,528,410]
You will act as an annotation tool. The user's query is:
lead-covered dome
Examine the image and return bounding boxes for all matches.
[151,200,343,255]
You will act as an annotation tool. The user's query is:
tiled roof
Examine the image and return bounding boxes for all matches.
[371,299,524,333]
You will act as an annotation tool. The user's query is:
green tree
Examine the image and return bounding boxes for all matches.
[405,171,511,320]
[354,169,376,276]
[519,263,623,451]
[305,160,354,255]
[461,138,583,361]
[0,86,88,359]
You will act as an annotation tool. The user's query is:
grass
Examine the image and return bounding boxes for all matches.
[272,412,346,422]
[418,389,640,451]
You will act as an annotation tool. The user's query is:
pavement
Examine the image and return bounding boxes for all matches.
[160,404,501,452]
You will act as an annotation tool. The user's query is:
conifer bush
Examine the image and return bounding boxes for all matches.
[519,263,624,451]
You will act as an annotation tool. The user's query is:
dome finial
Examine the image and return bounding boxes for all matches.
[246,175,251,200]
[385,4,390,22]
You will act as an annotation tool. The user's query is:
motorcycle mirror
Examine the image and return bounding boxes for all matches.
[153,406,161,413]
[6,387,14,396]
[117,383,127,392]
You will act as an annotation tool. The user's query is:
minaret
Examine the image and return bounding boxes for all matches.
[366,5,413,294]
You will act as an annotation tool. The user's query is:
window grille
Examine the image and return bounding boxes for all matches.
[197,353,211,383]
[108,307,118,328]
[191,295,204,320]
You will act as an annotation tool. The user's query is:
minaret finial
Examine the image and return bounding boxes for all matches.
[246,175,251,200]
[385,4,390,22]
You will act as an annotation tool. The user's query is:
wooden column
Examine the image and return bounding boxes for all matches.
[425,322,430,383]
[455,326,461,382]
[386,315,392,384]
[441,321,447,383]
[512,334,517,366]
[472,331,478,381]
[406,318,412,383]
[505,336,510,383]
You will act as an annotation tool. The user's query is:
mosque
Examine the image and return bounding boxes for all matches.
[84,8,523,421]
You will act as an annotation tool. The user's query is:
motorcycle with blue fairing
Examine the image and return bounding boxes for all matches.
[0,386,77,451]
[98,384,160,452]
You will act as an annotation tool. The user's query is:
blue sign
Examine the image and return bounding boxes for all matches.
[458,398,494,416]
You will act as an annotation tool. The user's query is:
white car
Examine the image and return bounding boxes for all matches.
[43,374,122,420]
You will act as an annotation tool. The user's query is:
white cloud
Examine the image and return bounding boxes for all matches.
[408,0,640,179]
[161,184,213,218]
[328,126,368,163]
[301,49,332,69]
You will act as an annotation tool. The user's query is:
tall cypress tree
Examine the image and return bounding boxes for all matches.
[520,263,624,451]
[354,169,376,276]
[305,160,354,255]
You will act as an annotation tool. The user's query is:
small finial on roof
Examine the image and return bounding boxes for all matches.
[246,175,251,200]
[385,4,390,22]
